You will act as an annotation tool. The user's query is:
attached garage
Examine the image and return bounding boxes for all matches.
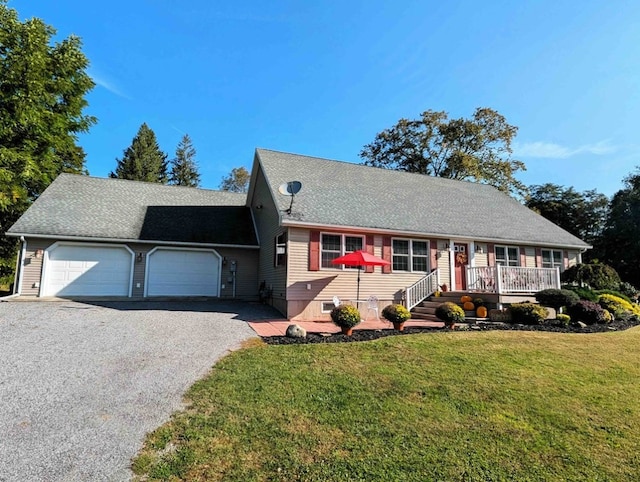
[42,243,134,297]
[145,248,221,297]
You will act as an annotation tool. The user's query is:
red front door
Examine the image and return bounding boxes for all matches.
[454,243,468,290]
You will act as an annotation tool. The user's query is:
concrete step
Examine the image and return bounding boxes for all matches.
[412,306,437,315]
[409,312,439,321]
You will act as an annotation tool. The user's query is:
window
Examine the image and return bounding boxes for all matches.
[275,232,287,266]
[542,249,563,270]
[392,239,429,272]
[495,245,519,267]
[321,233,363,269]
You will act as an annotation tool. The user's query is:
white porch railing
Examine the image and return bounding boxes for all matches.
[466,266,560,294]
[405,269,440,310]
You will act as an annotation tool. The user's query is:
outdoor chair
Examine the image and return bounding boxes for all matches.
[365,295,380,321]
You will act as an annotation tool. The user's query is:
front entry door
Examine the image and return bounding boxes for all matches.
[454,243,468,291]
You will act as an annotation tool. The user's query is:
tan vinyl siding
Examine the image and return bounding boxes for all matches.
[287,228,442,320]
[525,247,536,267]
[473,243,488,267]
[20,238,54,296]
[436,240,451,289]
[215,248,259,299]
[249,165,286,311]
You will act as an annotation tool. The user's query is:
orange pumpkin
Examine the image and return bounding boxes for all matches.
[460,295,472,303]
[463,301,475,311]
[476,306,488,318]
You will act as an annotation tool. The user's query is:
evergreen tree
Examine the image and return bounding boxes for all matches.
[110,123,168,183]
[0,1,95,284]
[169,134,200,187]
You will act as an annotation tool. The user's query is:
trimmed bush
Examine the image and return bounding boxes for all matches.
[382,304,411,324]
[598,294,640,317]
[561,262,621,291]
[508,303,548,325]
[562,284,598,302]
[618,282,640,301]
[330,304,361,329]
[595,289,632,304]
[435,302,465,326]
[566,300,609,325]
[535,289,580,311]
[557,313,571,326]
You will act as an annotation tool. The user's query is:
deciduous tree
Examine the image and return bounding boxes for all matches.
[0,0,95,284]
[169,134,200,187]
[360,108,526,197]
[220,167,250,193]
[110,123,168,183]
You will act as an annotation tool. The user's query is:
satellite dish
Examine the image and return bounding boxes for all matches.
[277,181,302,214]
[278,181,302,196]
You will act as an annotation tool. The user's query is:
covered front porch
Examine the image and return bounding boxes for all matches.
[465,266,561,294]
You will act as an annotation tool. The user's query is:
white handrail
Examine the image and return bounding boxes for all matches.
[405,269,440,310]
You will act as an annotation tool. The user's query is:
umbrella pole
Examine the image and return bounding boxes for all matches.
[357,267,361,301]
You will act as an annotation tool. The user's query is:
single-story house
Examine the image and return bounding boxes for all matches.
[7,148,590,320]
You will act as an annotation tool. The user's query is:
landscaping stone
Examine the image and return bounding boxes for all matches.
[576,321,588,329]
[286,324,307,338]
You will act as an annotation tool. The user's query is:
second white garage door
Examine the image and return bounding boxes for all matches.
[145,248,220,296]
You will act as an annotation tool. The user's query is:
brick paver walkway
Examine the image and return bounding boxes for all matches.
[248,318,446,337]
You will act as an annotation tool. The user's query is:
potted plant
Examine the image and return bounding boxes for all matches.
[435,301,465,329]
[330,304,361,336]
[382,304,411,331]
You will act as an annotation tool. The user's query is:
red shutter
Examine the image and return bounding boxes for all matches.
[382,236,392,274]
[520,246,527,267]
[309,231,320,271]
[535,248,542,268]
[365,235,375,273]
[430,239,439,272]
[487,243,495,266]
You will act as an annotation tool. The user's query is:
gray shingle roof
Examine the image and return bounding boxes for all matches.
[8,174,258,246]
[256,149,590,249]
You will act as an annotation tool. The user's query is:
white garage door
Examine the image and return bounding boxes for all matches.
[146,249,219,296]
[43,244,133,297]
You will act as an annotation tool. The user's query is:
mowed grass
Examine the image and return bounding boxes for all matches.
[133,329,640,481]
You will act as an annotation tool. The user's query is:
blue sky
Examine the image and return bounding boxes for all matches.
[10,0,640,196]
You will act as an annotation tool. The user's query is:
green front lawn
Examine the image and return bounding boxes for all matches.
[133,329,640,481]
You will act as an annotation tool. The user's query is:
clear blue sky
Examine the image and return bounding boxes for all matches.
[10,0,640,196]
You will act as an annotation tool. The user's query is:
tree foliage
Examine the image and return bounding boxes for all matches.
[0,0,95,283]
[110,123,168,183]
[219,167,250,193]
[360,107,527,197]
[598,168,640,287]
[561,262,622,291]
[526,183,609,246]
[169,134,200,187]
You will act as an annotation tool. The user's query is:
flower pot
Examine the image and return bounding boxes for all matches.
[341,326,353,336]
[393,322,405,331]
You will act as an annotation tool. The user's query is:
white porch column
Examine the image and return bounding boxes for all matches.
[469,240,475,267]
[448,239,455,290]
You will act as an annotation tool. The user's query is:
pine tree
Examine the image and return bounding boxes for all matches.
[169,134,200,187]
[110,123,168,183]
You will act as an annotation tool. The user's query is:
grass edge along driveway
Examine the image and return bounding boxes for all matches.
[133,329,640,481]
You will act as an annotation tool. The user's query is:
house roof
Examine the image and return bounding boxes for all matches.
[7,174,258,247]
[255,149,590,249]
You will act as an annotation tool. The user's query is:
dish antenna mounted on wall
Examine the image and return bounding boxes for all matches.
[277,181,302,215]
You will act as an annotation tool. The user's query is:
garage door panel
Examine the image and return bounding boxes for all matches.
[146,249,219,297]
[43,245,132,297]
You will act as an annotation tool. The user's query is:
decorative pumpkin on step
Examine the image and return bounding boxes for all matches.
[463,301,475,311]
[476,306,488,318]
[460,295,472,303]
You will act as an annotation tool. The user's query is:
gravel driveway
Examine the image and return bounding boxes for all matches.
[0,300,278,481]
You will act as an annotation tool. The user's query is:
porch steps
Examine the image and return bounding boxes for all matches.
[410,291,490,323]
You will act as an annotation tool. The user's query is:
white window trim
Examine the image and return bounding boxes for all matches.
[391,238,430,273]
[320,232,365,270]
[494,245,520,267]
[274,232,287,267]
[541,248,564,270]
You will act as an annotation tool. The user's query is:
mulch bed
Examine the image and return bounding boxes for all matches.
[262,318,640,345]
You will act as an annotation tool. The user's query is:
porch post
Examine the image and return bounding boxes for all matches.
[496,265,503,294]
[555,267,561,289]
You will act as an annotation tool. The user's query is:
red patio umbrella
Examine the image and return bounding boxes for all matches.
[331,250,391,301]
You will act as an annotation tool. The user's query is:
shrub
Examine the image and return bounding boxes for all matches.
[382,304,411,324]
[534,289,579,310]
[330,304,361,328]
[561,262,621,290]
[508,303,548,325]
[566,300,609,325]
[562,284,598,302]
[594,289,632,304]
[435,302,465,326]
[597,294,640,317]
[556,313,571,326]
[618,282,640,301]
